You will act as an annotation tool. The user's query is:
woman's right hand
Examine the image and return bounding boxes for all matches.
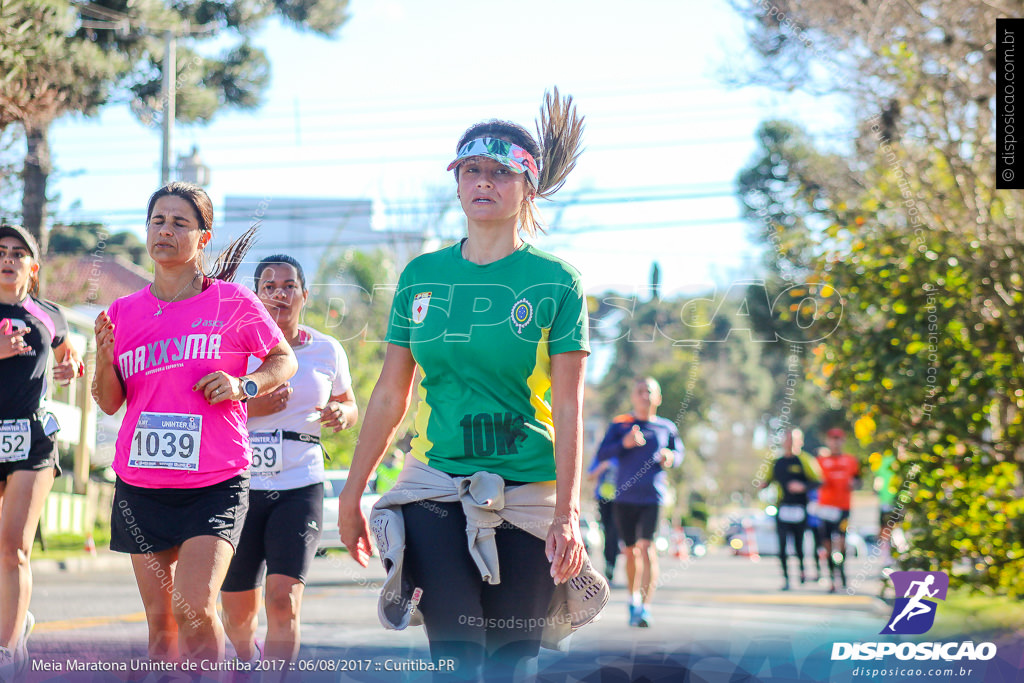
[338,495,373,568]
[94,311,116,365]
[0,326,29,360]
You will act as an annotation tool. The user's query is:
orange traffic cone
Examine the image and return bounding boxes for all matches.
[741,519,760,562]
[671,527,689,560]
[84,533,97,557]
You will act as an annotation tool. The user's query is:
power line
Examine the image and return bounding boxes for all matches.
[52,107,767,153]
[57,187,738,225]
[57,135,756,178]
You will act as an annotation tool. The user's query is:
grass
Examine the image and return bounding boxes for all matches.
[31,529,111,562]
[929,588,1024,639]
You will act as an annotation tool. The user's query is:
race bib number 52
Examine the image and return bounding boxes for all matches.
[0,420,31,463]
[130,412,202,471]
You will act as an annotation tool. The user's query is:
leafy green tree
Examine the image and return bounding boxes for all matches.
[731,0,1024,593]
[304,248,402,468]
[0,0,349,251]
[0,0,127,252]
[48,221,147,263]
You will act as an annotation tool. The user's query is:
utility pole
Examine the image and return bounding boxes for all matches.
[160,29,176,186]
[79,8,211,188]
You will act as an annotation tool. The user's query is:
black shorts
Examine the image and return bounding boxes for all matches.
[613,502,660,547]
[0,416,61,482]
[221,482,324,592]
[110,474,249,554]
[821,509,851,539]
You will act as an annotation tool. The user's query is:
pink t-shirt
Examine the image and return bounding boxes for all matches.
[108,280,285,489]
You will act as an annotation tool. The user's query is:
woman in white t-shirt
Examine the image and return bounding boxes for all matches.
[221,254,358,662]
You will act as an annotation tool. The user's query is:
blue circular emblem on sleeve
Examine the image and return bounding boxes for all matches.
[511,299,533,333]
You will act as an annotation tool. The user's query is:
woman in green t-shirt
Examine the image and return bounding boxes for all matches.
[339,89,595,680]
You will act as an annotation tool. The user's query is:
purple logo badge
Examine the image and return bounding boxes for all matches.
[882,571,949,635]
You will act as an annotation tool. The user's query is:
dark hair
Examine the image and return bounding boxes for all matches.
[454,87,585,237]
[147,182,213,233]
[634,376,661,392]
[0,221,40,296]
[146,182,258,283]
[254,254,307,292]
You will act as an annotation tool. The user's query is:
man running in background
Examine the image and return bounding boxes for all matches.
[596,377,683,627]
[765,429,820,591]
[817,427,862,593]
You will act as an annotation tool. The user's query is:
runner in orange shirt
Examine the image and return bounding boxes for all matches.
[816,427,861,593]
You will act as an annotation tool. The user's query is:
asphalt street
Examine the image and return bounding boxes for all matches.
[17,542,915,682]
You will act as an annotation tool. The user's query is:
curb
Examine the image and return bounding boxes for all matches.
[32,552,133,574]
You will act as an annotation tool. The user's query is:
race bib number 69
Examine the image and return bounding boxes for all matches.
[249,430,283,477]
[130,412,202,471]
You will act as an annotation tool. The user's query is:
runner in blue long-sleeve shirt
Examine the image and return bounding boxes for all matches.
[596,377,683,627]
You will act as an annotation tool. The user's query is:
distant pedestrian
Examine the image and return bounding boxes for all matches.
[817,427,861,593]
[586,453,620,582]
[374,449,404,494]
[872,447,900,566]
[764,429,820,591]
[596,377,683,627]
[805,486,825,582]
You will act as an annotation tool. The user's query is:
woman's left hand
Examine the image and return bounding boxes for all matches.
[53,356,84,385]
[195,371,243,405]
[52,340,85,386]
[318,401,350,432]
[545,513,586,584]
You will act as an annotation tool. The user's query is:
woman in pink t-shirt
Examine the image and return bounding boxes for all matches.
[92,183,297,665]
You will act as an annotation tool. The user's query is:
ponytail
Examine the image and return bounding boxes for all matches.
[207,222,260,283]
[520,87,586,236]
[535,87,586,199]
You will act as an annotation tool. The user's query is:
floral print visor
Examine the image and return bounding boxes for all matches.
[446,137,539,189]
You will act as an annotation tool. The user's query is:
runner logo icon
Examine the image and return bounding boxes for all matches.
[882,571,948,635]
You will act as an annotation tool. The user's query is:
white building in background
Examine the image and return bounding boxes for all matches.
[210,196,425,290]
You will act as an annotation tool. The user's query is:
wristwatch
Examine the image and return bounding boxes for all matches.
[240,377,259,402]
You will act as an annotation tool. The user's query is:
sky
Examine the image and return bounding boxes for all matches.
[44,0,847,298]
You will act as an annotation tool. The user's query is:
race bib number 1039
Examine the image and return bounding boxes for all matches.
[130,412,202,471]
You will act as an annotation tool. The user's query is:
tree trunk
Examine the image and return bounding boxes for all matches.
[21,120,51,257]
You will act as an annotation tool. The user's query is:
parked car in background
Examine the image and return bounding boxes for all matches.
[318,470,380,553]
[682,526,708,558]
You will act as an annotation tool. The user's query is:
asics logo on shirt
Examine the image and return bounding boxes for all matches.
[118,333,222,378]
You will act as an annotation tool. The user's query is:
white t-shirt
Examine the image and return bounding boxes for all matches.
[246,325,352,490]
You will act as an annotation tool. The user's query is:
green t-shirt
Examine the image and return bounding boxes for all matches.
[386,240,590,482]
